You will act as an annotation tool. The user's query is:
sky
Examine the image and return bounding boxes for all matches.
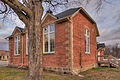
[0,0,120,50]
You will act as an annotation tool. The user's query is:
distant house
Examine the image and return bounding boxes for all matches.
[7,7,99,74]
[97,43,105,61]
[0,50,9,61]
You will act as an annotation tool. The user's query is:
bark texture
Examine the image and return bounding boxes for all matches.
[1,0,44,80]
[27,1,43,80]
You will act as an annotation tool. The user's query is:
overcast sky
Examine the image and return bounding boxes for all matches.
[0,0,120,50]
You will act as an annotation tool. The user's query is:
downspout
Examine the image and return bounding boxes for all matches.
[21,35,24,66]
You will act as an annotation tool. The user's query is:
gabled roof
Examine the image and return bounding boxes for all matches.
[41,13,57,23]
[42,7,99,36]
[7,7,99,39]
[55,7,80,19]
[0,50,9,56]
[12,26,24,35]
[16,26,24,32]
[5,26,24,39]
[97,43,105,49]
[54,7,99,36]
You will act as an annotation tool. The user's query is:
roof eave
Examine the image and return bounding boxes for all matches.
[71,8,100,37]
[55,16,71,23]
[41,13,57,24]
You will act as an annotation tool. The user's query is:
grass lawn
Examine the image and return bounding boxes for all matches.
[0,67,120,80]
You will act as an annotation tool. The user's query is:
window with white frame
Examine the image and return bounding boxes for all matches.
[85,28,90,53]
[14,35,20,55]
[43,24,55,53]
[26,32,28,55]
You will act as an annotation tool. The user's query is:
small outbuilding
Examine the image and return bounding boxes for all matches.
[0,50,9,61]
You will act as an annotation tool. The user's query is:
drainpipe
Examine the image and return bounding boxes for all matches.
[21,35,24,66]
[80,52,81,67]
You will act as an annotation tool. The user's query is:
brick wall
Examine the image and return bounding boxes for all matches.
[72,11,97,71]
[9,29,22,65]
[42,14,71,68]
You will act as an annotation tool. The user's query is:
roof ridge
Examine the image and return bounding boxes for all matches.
[16,26,24,29]
[55,7,81,15]
[54,7,81,19]
[16,26,24,32]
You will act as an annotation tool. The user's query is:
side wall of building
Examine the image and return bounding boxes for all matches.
[42,15,71,72]
[9,29,23,65]
[72,11,97,73]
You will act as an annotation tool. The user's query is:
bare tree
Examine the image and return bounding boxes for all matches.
[0,0,108,80]
[105,43,120,58]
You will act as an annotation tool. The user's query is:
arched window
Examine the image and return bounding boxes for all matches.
[14,35,20,55]
[85,28,90,53]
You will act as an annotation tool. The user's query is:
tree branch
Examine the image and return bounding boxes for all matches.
[0,0,32,25]
[0,2,8,14]
[1,0,32,18]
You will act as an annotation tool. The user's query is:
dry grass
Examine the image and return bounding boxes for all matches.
[0,67,120,80]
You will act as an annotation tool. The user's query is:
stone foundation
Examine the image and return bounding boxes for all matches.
[8,64,97,74]
[8,64,71,74]
[43,66,71,74]
[72,64,97,74]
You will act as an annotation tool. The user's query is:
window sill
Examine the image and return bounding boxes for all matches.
[43,53,56,55]
[26,54,28,56]
[14,54,20,56]
[85,52,90,54]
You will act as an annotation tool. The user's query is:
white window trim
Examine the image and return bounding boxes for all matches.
[26,32,28,55]
[43,24,55,54]
[14,35,20,56]
[85,28,90,54]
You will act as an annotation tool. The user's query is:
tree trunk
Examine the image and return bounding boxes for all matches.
[27,1,43,80]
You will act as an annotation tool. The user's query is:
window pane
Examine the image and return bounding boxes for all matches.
[15,42,17,54]
[15,37,17,42]
[85,36,87,52]
[50,24,55,32]
[87,29,89,36]
[26,33,28,55]
[18,36,19,40]
[88,37,90,52]
[44,34,48,52]
[44,26,48,34]
[50,33,55,52]
[85,28,90,53]
[18,40,20,54]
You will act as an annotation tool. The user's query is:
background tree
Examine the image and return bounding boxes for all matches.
[0,0,108,80]
[105,43,120,58]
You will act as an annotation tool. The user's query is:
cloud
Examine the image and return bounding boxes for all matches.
[0,0,120,49]
[94,0,120,45]
[0,42,9,50]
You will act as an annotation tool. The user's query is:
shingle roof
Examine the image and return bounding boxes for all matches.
[55,7,81,19]
[0,50,9,56]
[5,26,24,39]
[97,43,105,49]
[16,26,24,32]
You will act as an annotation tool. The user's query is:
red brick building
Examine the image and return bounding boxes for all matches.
[7,7,99,74]
[0,50,9,61]
[97,43,105,61]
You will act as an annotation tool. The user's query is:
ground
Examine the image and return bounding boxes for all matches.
[0,67,120,80]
